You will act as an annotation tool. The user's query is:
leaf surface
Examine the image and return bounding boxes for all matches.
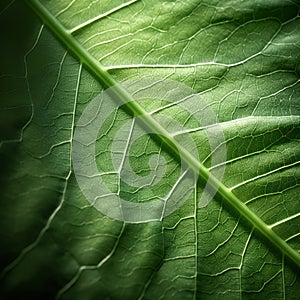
[0,0,300,299]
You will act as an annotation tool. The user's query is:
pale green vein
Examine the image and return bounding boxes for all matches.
[25,0,300,268]
[67,0,139,34]
[229,161,300,191]
[55,223,126,299]
[270,212,300,229]
[239,228,254,300]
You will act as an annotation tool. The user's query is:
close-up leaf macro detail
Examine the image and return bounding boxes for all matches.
[1,0,300,299]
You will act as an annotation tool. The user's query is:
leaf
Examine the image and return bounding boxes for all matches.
[1,0,300,299]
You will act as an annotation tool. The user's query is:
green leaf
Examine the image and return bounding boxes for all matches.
[1,0,300,299]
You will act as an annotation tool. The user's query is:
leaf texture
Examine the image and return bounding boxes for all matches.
[0,0,300,299]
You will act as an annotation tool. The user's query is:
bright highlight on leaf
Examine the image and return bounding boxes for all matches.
[0,0,300,299]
